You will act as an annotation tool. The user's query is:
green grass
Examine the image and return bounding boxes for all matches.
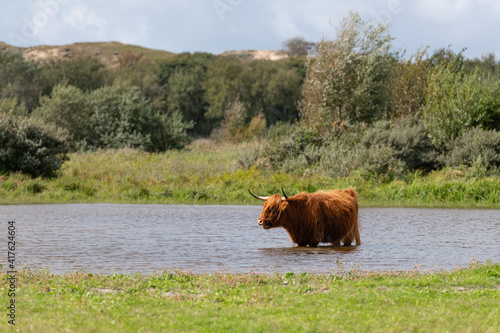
[1,140,500,207]
[1,261,498,332]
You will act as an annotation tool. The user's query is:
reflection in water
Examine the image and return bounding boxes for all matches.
[0,204,499,274]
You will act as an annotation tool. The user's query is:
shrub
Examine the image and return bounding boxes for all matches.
[0,115,70,178]
[422,55,497,148]
[361,118,441,172]
[34,85,93,143]
[247,112,267,139]
[216,98,248,142]
[445,127,500,170]
[0,97,26,117]
[35,82,193,151]
[146,110,194,151]
[355,145,406,182]
[320,132,406,181]
[253,128,326,172]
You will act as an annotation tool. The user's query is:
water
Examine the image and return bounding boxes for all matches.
[1,204,499,274]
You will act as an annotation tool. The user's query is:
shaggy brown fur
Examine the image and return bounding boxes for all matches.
[255,188,360,247]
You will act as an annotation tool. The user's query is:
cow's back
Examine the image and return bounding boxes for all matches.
[314,188,359,244]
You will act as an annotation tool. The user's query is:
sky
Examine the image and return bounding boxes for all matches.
[1,0,499,59]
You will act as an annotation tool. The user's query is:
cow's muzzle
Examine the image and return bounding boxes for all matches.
[258,220,271,229]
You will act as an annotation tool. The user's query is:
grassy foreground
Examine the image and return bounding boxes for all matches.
[1,141,500,207]
[1,261,499,332]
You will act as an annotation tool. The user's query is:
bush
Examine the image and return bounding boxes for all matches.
[253,128,326,172]
[361,118,441,172]
[34,85,92,143]
[146,110,193,151]
[35,82,193,151]
[422,54,497,148]
[320,131,406,181]
[0,97,26,117]
[445,127,500,170]
[0,115,70,178]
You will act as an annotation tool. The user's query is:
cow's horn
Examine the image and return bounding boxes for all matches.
[248,189,269,201]
[281,185,288,200]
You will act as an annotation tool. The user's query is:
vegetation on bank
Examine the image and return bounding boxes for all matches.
[0,143,499,207]
[1,261,498,331]
[1,11,500,200]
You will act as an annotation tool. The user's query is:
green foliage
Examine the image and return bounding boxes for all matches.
[40,57,106,95]
[204,58,303,129]
[35,85,93,143]
[34,82,193,151]
[214,98,266,142]
[203,56,243,121]
[361,118,441,172]
[88,82,155,149]
[0,97,26,117]
[390,47,429,120]
[0,115,70,178]
[299,11,395,134]
[422,53,498,148]
[0,49,41,111]
[282,36,316,57]
[158,52,214,136]
[445,127,500,170]
[146,110,194,151]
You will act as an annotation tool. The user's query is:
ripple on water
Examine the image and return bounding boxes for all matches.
[1,204,499,273]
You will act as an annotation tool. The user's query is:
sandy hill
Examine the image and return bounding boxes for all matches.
[221,49,289,61]
[0,41,288,66]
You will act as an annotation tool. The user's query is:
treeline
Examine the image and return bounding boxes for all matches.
[251,12,500,182]
[0,43,306,176]
[1,11,500,179]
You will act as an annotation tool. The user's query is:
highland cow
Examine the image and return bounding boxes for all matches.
[249,187,361,247]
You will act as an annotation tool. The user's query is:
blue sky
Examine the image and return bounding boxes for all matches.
[1,0,499,59]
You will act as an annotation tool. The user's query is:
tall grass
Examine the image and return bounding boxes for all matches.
[0,141,499,207]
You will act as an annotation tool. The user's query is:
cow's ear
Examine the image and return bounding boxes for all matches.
[281,201,289,211]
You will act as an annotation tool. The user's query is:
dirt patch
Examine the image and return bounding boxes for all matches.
[221,49,289,61]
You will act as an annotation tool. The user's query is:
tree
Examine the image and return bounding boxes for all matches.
[299,11,395,134]
[0,49,41,113]
[283,36,316,57]
[422,54,500,148]
[157,52,214,136]
[34,82,193,151]
[389,47,430,121]
[39,56,106,95]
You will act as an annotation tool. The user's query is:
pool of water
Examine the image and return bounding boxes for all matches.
[1,204,499,273]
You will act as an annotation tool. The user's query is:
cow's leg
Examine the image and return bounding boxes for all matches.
[354,226,361,245]
[342,233,353,246]
[297,242,308,247]
[308,242,318,247]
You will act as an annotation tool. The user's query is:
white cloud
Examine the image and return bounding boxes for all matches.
[410,0,497,22]
[64,4,108,40]
[0,0,498,57]
[271,3,301,39]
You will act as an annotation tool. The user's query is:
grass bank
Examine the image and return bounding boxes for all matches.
[1,141,499,207]
[1,261,499,332]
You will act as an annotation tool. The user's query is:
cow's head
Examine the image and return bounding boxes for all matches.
[248,187,289,229]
